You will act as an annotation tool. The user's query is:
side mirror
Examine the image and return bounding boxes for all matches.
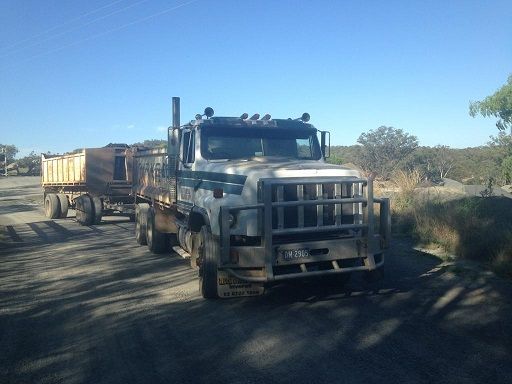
[320,131,330,159]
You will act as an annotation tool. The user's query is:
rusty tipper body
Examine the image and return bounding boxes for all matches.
[132,98,391,299]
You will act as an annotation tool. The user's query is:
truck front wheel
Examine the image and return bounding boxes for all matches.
[198,226,219,299]
[146,207,168,254]
[44,194,60,219]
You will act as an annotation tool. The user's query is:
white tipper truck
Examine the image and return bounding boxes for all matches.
[132,97,390,299]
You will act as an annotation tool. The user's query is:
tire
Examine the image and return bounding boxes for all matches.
[135,203,149,245]
[44,194,60,219]
[56,194,69,218]
[189,232,199,270]
[198,226,219,299]
[146,207,168,254]
[91,196,103,225]
[75,195,94,226]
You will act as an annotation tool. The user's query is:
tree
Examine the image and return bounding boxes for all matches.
[431,145,455,179]
[488,131,512,157]
[502,156,512,185]
[406,147,436,181]
[0,144,19,163]
[357,126,418,179]
[17,151,41,175]
[470,75,512,132]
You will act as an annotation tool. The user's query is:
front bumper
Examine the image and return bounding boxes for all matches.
[218,176,391,283]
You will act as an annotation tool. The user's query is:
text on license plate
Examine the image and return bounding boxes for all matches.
[281,248,310,261]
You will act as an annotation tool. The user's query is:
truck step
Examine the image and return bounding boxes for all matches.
[172,245,190,259]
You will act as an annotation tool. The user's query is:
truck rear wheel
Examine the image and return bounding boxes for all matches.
[76,195,94,226]
[146,207,168,254]
[198,226,219,299]
[56,194,69,218]
[91,196,103,225]
[135,203,149,245]
[44,194,60,219]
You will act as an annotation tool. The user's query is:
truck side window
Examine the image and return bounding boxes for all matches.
[182,131,195,164]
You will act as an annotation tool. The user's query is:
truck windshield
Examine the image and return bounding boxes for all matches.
[201,126,322,160]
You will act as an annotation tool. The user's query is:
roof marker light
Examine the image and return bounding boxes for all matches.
[250,113,260,120]
[204,107,214,118]
[300,113,310,122]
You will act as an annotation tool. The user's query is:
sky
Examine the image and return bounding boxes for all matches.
[1,0,511,158]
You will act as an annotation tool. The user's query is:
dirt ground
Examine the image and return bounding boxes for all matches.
[1,176,512,384]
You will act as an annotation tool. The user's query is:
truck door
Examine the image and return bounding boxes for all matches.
[178,129,195,211]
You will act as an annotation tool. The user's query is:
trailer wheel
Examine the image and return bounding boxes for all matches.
[56,194,69,218]
[91,196,103,225]
[135,203,149,245]
[44,194,60,219]
[146,207,168,254]
[75,195,94,226]
[198,226,219,299]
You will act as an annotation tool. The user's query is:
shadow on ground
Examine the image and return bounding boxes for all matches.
[1,220,511,384]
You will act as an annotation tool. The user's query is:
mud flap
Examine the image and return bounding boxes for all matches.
[217,270,264,298]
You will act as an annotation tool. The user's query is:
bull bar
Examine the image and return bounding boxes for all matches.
[219,176,390,283]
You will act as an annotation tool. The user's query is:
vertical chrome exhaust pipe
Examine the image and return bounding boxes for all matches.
[169,97,180,158]
[172,97,180,129]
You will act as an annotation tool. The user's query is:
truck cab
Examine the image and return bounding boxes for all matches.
[133,99,390,299]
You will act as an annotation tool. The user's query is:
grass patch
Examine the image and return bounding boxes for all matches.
[394,195,512,278]
[387,169,512,278]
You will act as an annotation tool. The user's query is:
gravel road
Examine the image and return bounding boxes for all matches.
[1,177,512,384]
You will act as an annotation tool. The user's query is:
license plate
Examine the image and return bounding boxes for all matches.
[280,248,310,261]
[217,270,264,298]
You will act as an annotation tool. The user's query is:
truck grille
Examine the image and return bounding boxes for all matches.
[258,177,366,240]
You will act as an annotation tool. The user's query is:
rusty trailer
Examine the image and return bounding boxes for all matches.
[41,144,135,225]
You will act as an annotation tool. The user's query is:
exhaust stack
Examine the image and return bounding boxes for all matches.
[172,97,180,129]
[168,97,180,158]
